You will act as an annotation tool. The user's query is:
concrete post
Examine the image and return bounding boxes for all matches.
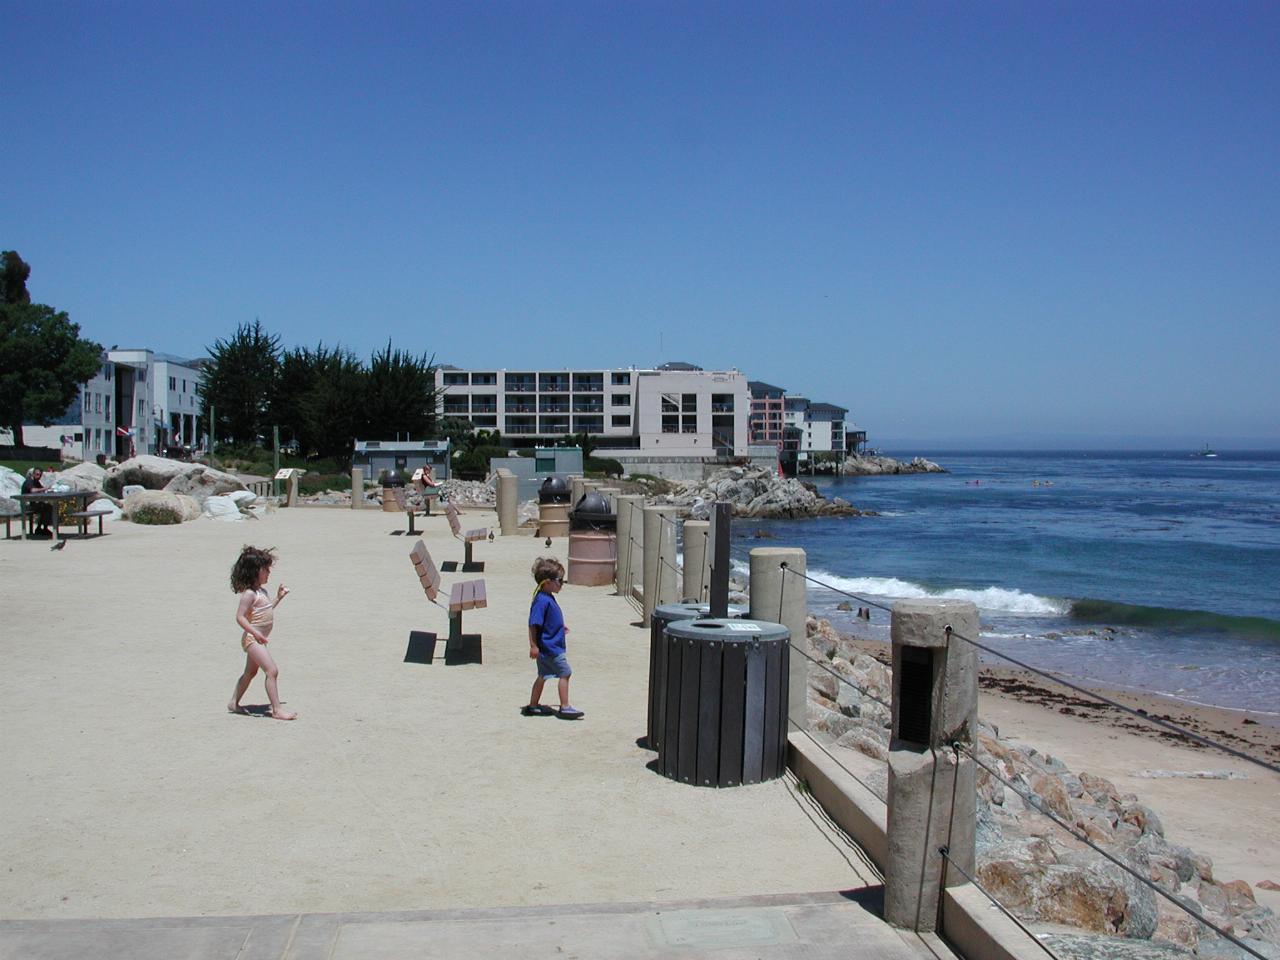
[884,599,980,933]
[350,468,364,509]
[748,547,807,732]
[496,469,518,536]
[615,495,643,598]
[641,505,677,626]
[569,476,585,509]
[681,520,710,602]
[285,471,300,508]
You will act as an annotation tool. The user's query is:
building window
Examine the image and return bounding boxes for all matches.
[711,393,734,412]
[443,372,468,385]
[105,397,111,419]
[662,414,679,433]
[682,393,696,413]
[535,456,555,472]
[611,415,630,428]
[661,394,679,413]
[137,369,146,382]
[182,379,187,392]
[682,415,697,433]
[472,372,497,385]
[169,376,176,391]
[103,364,112,380]
[95,393,102,413]
[611,372,631,386]
[611,393,629,407]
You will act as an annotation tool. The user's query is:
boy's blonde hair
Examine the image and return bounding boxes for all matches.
[531,556,564,584]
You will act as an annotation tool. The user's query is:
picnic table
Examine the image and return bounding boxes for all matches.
[13,490,97,542]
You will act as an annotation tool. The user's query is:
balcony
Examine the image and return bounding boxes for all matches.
[539,402,570,414]
[506,382,537,393]
[572,403,604,414]
[442,404,470,416]
[506,425,538,435]
[505,402,537,413]
[471,404,497,414]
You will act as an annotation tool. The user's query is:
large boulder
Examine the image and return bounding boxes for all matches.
[163,465,247,504]
[0,466,24,498]
[104,456,196,497]
[51,461,108,494]
[122,489,201,524]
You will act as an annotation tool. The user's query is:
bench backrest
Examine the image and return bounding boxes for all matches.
[409,540,442,602]
[445,501,462,537]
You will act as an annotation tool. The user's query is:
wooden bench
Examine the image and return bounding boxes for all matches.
[442,501,491,573]
[390,486,430,535]
[406,539,486,665]
[68,503,113,538]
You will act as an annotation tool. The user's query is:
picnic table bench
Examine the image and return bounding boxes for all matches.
[442,501,490,573]
[406,539,486,665]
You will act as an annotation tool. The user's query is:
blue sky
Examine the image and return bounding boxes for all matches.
[3,2,1277,448]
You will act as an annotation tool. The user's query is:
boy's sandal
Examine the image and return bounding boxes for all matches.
[521,705,555,717]
[557,706,585,720]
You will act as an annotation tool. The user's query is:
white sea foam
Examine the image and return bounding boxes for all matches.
[804,569,1070,616]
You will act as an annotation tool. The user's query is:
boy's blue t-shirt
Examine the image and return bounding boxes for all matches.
[529,591,567,657]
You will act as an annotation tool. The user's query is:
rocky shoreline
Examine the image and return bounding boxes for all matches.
[840,453,946,476]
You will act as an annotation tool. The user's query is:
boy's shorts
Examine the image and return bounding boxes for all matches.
[537,653,572,679]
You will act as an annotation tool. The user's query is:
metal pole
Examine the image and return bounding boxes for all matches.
[209,404,216,468]
[708,501,731,617]
[273,425,281,497]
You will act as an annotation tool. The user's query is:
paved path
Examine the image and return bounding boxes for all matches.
[0,890,958,960]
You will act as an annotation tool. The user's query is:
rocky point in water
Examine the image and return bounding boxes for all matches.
[839,453,946,476]
[655,466,862,519]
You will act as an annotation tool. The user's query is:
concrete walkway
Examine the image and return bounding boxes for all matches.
[0,890,958,960]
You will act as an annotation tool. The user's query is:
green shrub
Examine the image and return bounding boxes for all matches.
[585,456,623,478]
[129,503,183,525]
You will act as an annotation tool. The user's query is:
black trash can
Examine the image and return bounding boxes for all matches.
[648,602,745,753]
[657,618,790,788]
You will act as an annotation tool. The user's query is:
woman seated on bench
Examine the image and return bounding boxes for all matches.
[414,465,441,496]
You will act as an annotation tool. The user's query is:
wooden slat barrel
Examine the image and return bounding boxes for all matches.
[657,618,790,788]
[647,603,745,753]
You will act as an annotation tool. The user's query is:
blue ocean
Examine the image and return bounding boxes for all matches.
[728,451,1280,715]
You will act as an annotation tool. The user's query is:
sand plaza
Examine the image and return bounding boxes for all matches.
[0,504,961,959]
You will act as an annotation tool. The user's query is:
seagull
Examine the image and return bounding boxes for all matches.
[545,537,552,548]
[50,540,66,551]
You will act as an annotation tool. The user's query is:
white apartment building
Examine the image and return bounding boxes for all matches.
[72,349,203,460]
[782,396,849,464]
[435,363,751,457]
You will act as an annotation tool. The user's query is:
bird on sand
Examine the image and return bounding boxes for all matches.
[544,537,552,548]
[50,540,66,551]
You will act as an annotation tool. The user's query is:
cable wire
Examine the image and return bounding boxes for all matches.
[954,741,1269,960]
[935,847,1062,960]
[945,628,1279,776]
[790,643,891,709]
[780,563,895,614]
[788,714,887,803]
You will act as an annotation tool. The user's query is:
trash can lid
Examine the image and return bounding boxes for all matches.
[383,471,406,487]
[653,602,747,623]
[664,617,789,643]
[538,476,570,503]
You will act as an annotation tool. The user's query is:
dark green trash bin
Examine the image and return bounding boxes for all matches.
[648,603,744,752]
[658,618,790,788]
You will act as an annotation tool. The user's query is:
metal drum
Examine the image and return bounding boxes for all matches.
[657,618,790,788]
[647,602,745,753]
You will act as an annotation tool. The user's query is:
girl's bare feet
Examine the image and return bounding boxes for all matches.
[227,703,248,715]
[269,708,298,720]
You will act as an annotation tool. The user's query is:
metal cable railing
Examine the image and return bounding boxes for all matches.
[785,564,1280,777]
[951,741,1269,960]
[936,846,1061,960]
[788,713,886,804]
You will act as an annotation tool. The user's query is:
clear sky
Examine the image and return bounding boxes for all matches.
[4,2,1277,448]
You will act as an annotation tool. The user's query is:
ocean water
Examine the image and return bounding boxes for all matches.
[726,451,1280,715]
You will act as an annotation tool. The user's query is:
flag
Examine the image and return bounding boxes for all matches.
[116,426,130,437]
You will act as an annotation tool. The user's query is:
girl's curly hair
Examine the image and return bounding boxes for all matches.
[230,545,277,593]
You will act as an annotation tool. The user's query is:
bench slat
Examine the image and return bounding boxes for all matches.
[448,581,466,614]
[472,580,487,610]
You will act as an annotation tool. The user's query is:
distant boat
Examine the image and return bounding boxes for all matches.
[1193,444,1219,459]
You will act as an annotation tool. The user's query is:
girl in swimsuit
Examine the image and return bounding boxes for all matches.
[227,545,297,720]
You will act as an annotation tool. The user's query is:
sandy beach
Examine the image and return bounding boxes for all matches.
[2,504,1276,925]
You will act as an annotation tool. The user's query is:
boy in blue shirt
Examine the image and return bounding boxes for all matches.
[525,557,584,719]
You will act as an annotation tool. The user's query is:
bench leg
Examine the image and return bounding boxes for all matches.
[407,512,417,535]
[444,613,482,665]
[461,540,484,573]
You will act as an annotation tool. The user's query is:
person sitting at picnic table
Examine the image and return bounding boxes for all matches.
[21,467,54,536]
